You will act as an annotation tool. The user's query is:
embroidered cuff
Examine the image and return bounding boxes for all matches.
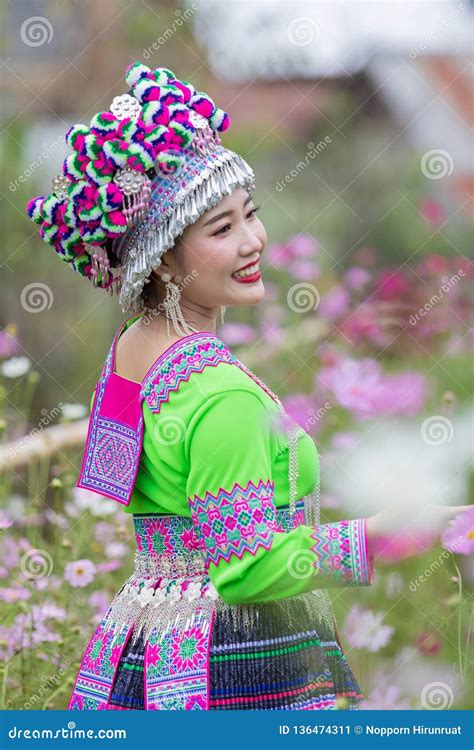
[310,518,374,586]
[188,479,278,568]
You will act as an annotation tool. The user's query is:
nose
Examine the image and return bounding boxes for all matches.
[240,223,263,255]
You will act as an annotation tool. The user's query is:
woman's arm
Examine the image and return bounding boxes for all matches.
[366,502,474,558]
[185,388,374,605]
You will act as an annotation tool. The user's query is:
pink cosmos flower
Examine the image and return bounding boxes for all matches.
[374,269,411,302]
[345,267,372,290]
[98,559,122,573]
[31,602,66,621]
[260,322,284,345]
[339,305,385,346]
[417,253,449,276]
[319,285,350,321]
[342,605,394,652]
[282,393,326,434]
[419,198,445,226]
[219,323,257,346]
[441,507,474,555]
[64,559,96,587]
[104,542,128,558]
[0,586,31,603]
[0,511,13,529]
[317,358,381,417]
[288,260,320,280]
[413,631,442,656]
[317,343,342,368]
[286,233,319,259]
[368,372,427,417]
[265,233,319,269]
[1,537,20,568]
[316,358,426,420]
[94,521,116,545]
[89,590,110,615]
[0,327,20,358]
[265,242,292,269]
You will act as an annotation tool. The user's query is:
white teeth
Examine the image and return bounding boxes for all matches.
[233,264,259,279]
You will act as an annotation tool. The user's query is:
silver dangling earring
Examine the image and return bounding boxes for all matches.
[161,273,198,337]
[220,305,226,325]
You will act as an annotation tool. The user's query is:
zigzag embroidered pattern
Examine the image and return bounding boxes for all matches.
[188,478,278,567]
[309,519,371,586]
[78,397,143,504]
[143,336,235,413]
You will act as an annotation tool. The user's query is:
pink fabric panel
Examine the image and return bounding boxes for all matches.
[101,372,142,428]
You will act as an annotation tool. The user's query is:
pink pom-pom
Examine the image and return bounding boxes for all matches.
[190,94,215,120]
[26,196,45,225]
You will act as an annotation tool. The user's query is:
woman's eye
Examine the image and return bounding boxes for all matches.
[213,205,261,236]
[215,224,231,236]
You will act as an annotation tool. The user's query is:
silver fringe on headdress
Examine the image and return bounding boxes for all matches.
[115,149,255,315]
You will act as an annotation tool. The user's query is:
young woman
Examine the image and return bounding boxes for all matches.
[27,61,469,711]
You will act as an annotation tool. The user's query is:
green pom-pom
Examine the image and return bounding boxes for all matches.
[26,196,45,225]
[65,123,88,150]
[125,62,150,88]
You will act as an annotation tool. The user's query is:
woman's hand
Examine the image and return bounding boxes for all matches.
[366,503,473,557]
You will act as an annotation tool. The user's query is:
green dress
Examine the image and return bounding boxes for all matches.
[69,314,374,711]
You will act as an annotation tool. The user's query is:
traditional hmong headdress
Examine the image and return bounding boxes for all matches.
[26,61,255,314]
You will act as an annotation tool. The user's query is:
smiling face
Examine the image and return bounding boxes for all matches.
[145,187,267,319]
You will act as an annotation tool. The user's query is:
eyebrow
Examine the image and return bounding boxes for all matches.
[202,194,253,227]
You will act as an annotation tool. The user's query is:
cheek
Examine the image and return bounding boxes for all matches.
[257,221,267,246]
[184,238,228,279]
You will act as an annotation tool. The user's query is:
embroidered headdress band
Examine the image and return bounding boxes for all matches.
[26,62,255,314]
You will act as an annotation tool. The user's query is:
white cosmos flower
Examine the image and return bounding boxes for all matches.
[60,403,88,420]
[342,605,394,653]
[72,488,117,517]
[1,356,31,378]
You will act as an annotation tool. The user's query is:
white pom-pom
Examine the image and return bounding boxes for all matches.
[125,62,150,89]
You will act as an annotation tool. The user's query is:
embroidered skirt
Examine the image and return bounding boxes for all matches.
[68,496,364,710]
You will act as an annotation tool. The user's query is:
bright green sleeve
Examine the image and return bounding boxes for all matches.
[185,388,374,606]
